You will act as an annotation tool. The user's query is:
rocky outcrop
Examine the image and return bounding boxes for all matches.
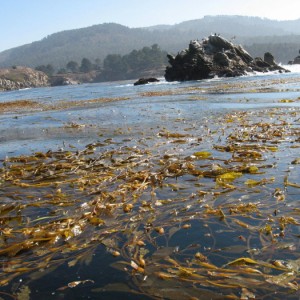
[288,50,300,65]
[0,66,49,91]
[134,77,160,86]
[264,52,276,66]
[165,35,288,82]
[50,75,80,86]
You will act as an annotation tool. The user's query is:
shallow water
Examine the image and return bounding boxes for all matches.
[1,68,300,159]
[1,68,300,299]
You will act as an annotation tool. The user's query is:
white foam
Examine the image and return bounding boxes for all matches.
[116,83,133,88]
[282,64,300,73]
[19,87,32,91]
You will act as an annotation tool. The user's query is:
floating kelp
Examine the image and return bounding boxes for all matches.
[1,106,300,299]
[0,96,131,114]
[0,99,40,113]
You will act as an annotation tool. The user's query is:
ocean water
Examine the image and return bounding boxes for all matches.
[1,67,300,299]
[0,65,300,159]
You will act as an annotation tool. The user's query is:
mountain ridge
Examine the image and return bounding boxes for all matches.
[1,15,300,69]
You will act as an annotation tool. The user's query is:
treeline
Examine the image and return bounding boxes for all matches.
[98,44,168,81]
[243,37,300,64]
[35,44,168,81]
[35,58,101,76]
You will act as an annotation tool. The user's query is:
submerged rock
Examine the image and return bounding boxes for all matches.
[134,77,160,86]
[165,35,288,82]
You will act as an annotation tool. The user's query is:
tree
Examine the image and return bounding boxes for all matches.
[66,61,79,73]
[103,54,128,72]
[35,64,55,76]
[80,58,93,73]
[94,58,102,70]
[96,45,168,82]
[99,54,129,81]
[122,44,168,73]
[57,68,67,74]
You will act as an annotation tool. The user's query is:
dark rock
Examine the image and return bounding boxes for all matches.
[294,57,300,64]
[288,50,300,64]
[165,35,289,82]
[134,77,160,86]
[264,52,276,66]
[213,52,230,67]
[254,57,271,69]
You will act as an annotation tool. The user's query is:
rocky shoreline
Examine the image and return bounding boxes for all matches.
[0,66,49,91]
[0,66,89,92]
[0,36,293,91]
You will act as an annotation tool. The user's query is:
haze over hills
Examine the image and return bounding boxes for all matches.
[1,15,300,69]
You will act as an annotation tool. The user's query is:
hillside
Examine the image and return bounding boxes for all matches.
[1,16,300,69]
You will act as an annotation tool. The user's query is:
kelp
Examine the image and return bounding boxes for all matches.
[0,99,40,113]
[1,106,300,299]
[0,96,131,114]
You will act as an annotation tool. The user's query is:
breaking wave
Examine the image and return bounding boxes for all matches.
[281,64,300,73]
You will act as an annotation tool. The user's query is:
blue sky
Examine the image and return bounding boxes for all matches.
[1,0,299,52]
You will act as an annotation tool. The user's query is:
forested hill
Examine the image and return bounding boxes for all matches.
[1,15,300,69]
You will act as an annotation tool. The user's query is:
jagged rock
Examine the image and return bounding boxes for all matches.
[264,52,276,66]
[165,35,289,82]
[254,57,271,68]
[288,49,300,65]
[294,57,300,64]
[134,77,160,86]
[213,52,230,67]
[0,66,49,91]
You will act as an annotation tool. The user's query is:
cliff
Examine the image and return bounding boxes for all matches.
[0,66,49,91]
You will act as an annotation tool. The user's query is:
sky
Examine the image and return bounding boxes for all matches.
[1,0,300,52]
